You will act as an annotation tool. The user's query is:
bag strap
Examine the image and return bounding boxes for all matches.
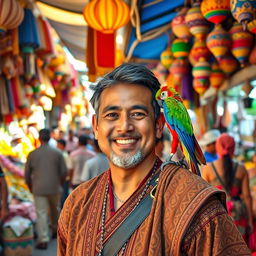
[99,171,160,256]
[211,162,231,196]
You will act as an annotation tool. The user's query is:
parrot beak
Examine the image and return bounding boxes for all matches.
[157,99,163,107]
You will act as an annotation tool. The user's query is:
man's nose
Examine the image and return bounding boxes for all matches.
[117,114,134,133]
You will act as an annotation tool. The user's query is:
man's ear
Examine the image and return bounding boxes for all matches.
[156,113,165,139]
[92,115,98,139]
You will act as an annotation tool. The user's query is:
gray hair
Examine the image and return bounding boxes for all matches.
[90,63,161,119]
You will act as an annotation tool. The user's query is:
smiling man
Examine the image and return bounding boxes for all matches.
[58,64,250,256]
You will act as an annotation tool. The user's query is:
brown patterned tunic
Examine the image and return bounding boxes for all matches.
[58,164,250,255]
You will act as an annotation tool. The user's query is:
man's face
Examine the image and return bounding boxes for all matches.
[92,83,163,169]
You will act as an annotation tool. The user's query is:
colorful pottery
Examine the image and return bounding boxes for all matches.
[189,39,211,66]
[171,7,191,40]
[230,22,253,66]
[169,58,189,83]
[201,0,230,25]
[206,24,231,60]
[160,49,175,69]
[218,54,239,75]
[210,63,225,89]
[247,19,256,34]
[192,57,211,95]
[171,38,190,59]
[185,2,210,40]
[231,0,256,29]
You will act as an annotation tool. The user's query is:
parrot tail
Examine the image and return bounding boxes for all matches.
[190,160,201,176]
[193,136,206,165]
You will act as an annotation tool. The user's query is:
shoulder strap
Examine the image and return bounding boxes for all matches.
[211,163,231,196]
[99,171,160,256]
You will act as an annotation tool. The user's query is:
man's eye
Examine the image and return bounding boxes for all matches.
[105,113,118,119]
[130,112,145,118]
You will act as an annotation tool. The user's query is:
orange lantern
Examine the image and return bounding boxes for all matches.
[218,54,239,75]
[0,0,24,33]
[210,63,225,89]
[189,39,211,66]
[83,0,130,33]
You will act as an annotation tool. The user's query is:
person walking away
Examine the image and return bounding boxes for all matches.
[68,135,95,189]
[199,129,220,163]
[66,129,78,154]
[58,63,250,255]
[202,133,253,242]
[25,129,67,249]
[80,139,109,182]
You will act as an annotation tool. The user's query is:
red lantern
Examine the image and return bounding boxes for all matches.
[170,59,189,84]
[189,39,211,66]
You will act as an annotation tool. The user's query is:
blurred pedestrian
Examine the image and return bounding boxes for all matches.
[25,129,67,249]
[199,129,220,163]
[68,135,95,189]
[66,129,78,154]
[80,139,109,182]
[202,133,253,242]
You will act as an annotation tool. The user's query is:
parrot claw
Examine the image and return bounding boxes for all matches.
[160,154,184,171]
[177,157,188,169]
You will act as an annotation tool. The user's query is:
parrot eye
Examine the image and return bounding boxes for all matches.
[160,91,168,99]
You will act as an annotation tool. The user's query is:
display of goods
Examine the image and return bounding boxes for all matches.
[171,38,190,59]
[249,41,256,64]
[169,58,189,83]
[218,54,239,75]
[193,77,210,95]
[231,0,256,29]
[83,0,130,33]
[192,57,211,95]
[18,8,39,51]
[160,49,174,69]
[247,19,256,34]
[0,0,24,33]
[185,2,210,39]
[230,22,253,66]
[206,24,231,60]
[201,0,230,24]
[171,7,191,40]
[189,39,211,66]
[210,63,225,89]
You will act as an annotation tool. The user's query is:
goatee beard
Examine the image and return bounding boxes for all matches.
[110,150,144,169]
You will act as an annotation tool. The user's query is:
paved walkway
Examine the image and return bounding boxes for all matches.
[33,239,57,256]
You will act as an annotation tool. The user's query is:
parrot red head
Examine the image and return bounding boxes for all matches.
[155,86,180,101]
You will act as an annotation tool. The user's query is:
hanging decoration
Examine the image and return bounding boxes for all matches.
[218,54,239,75]
[231,0,256,30]
[209,63,225,89]
[185,2,210,41]
[247,19,256,33]
[192,57,211,95]
[201,0,230,25]
[169,58,189,85]
[171,7,191,41]
[206,24,231,60]
[83,0,130,33]
[171,38,190,59]
[189,39,211,66]
[230,22,253,66]
[0,0,24,34]
[160,49,175,69]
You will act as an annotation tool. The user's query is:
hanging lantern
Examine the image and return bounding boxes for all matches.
[171,7,191,40]
[171,38,190,59]
[189,39,211,66]
[83,0,130,33]
[0,0,24,33]
[247,20,256,34]
[169,58,189,84]
[192,57,211,95]
[201,0,230,25]
[185,2,210,40]
[231,0,256,29]
[218,54,239,75]
[210,63,225,89]
[206,24,231,60]
[230,22,253,66]
[160,49,175,69]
